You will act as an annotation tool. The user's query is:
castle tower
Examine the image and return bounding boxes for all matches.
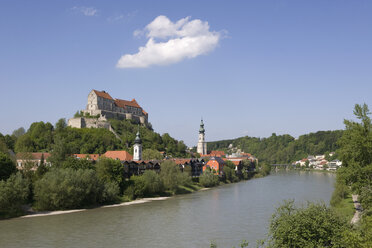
[197,119,207,155]
[133,129,142,161]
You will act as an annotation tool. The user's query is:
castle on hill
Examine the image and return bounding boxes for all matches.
[68,89,148,129]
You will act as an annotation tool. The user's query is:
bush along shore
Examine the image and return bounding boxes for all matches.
[0,150,271,219]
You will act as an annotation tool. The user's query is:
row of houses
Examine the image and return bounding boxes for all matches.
[15,151,206,178]
[15,149,257,178]
[294,153,342,171]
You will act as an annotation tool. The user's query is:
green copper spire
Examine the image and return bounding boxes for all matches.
[134,126,142,144]
[199,118,205,133]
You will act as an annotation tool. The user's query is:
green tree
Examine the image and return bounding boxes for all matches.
[0,173,30,218]
[223,166,238,183]
[268,200,347,248]
[34,168,115,210]
[48,135,70,166]
[62,157,94,170]
[55,118,67,131]
[142,170,163,195]
[142,149,163,160]
[0,152,17,181]
[199,169,219,187]
[12,127,25,138]
[159,160,190,192]
[95,158,125,192]
[338,103,372,168]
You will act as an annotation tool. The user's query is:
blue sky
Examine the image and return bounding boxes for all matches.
[1,0,371,146]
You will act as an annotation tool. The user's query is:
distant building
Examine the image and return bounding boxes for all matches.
[73,154,100,161]
[68,89,148,129]
[209,150,225,157]
[197,119,207,155]
[16,152,51,170]
[102,150,133,161]
[203,156,225,175]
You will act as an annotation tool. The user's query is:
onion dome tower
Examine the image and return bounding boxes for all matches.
[133,128,142,161]
[197,119,207,155]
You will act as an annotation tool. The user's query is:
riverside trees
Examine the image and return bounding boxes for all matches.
[265,104,372,247]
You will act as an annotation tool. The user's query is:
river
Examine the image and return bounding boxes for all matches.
[0,171,335,248]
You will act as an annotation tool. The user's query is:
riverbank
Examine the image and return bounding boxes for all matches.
[17,185,213,219]
[275,167,336,173]
[15,174,258,219]
[5,169,266,220]
[21,197,171,218]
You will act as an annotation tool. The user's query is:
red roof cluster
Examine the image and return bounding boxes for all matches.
[102,150,133,161]
[74,154,100,161]
[16,152,51,160]
[93,90,114,100]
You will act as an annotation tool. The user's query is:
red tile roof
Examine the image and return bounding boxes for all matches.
[209,150,225,157]
[74,154,100,161]
[93,90,114,100]
[171,158,193,165]
[103,150,133,161]
[16,152,51,160]
[115,98,141,109]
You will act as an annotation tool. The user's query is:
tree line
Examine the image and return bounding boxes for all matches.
[0,118,188,158]
[208,130,343,164]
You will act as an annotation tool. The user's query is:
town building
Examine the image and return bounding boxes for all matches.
[16,152,51,170]
[203,156,225,175]
[102,150,133,161]
[171,158,205,177]
[73,154,100,161]
[197,119,207,155]
[68,89,148,129]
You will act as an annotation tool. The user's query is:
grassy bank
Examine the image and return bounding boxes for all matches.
[332,193,355,221]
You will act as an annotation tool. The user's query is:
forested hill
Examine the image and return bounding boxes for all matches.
[0,119,188,158]
[207,130,344,164]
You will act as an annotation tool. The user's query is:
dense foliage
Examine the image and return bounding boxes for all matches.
[159,160,192,192]
[199,170,219,187]
[208,130,343,164]
[34,168,119,210]
[10,118,187,158]
[267,104,372,248]
[110,119,188,157]
[0,173,30,217]
[268,200,347,248]
[0,152,17,181]
[142,149,163,160]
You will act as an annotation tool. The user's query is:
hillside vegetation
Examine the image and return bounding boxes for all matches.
[208,130,343,164]
[1,118,187,157]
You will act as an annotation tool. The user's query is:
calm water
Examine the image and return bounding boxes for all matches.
[0,171,335,248]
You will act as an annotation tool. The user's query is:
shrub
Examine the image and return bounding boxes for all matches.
[359,185,372,211]
[0,173,30,217]
[330,179,350,207]
[101,181,120,204]
[223,166,239,183]
[142,170,163,195]
[199,170,219,187]
[0,152,17,181]
[34,168,113,210]
[160,160,187,192]
[96,158,125,192]
[268,200,347,248]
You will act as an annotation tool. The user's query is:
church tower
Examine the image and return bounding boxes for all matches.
[133,129,142,161]
[197,119,207,155]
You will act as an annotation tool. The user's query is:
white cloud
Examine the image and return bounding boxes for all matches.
[107,11,138,22]
[71,6,98,17]
[117,15,221,68]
